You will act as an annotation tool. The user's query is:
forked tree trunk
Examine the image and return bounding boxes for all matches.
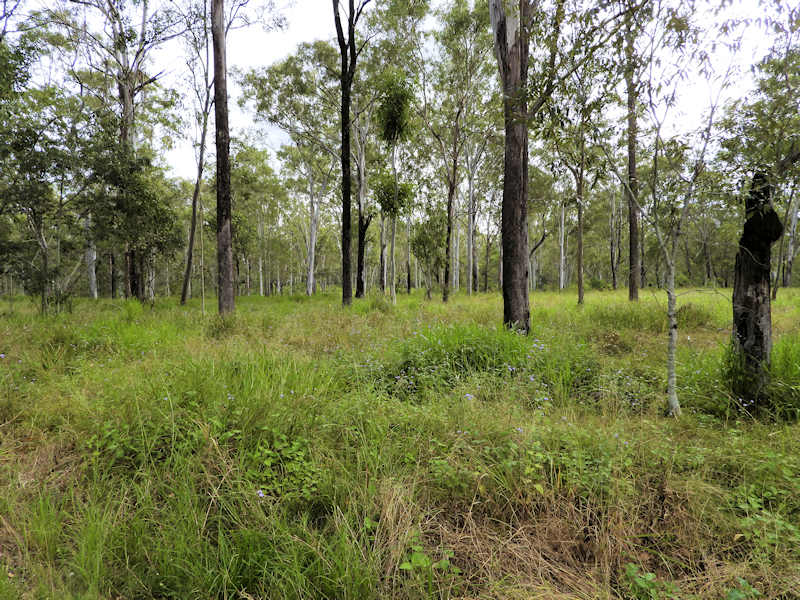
[732,172,784,405]
[333,0,361,307]
[212,0,235,314]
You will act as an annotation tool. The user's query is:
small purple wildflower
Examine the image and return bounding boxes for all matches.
[515,427,523,434]
[0,353,4,359]
[464,393,474,400]
[256,490,265,498]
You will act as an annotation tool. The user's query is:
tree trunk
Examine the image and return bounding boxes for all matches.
[212,0,235,314]
[610,190,619,290]
[259,254,264,295]
[732,172,784,405]
[333,0,358,307]
[559,201,567,290]
[380,213,387,293]
[577,199,584,304]
[783,192,798,286]
[306,189,318,297]
[491,4,530,329]
[406,217,412,293]
[443,168,457,303]
[484,231,490,293]
[85,218,98,300]
[355,121,369,299]
[453,213,460,291]
[109,253,117,299]
[625,15,640,302]
[181,109,209,305]
[390,216,397,304]
[471,211,479,293]
[357,212,370,297]
[665,260,681,416]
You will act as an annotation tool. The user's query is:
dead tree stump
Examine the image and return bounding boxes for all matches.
[732,171,784,405]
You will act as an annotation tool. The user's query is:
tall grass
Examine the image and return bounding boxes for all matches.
[0,288,798,598]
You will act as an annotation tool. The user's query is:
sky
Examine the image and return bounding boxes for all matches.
[151,0,776,182]
[163,0,335,179]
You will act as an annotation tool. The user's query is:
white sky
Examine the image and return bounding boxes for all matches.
[163,1,335,179]
[151,0,774,181]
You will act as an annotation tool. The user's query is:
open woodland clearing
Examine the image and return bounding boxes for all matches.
[2,0,800,597]
[1,289,799,599]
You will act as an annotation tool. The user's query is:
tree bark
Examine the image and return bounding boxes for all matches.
[354,114,370,298]
[490,0,530,332]
[484,230,490,293]
[610,189,619,290]
[380,213,386,293]
[406,217,412,293]
[212,0,235,314]
[390,216,397,304]
[577,199,584,304]
[443,151,458,303]
[333,0,362,307]
[85,218,98,299]
[559,201,567,290]
[665,260,682,416]
[732,172,784,405]
[357,212,371,297]
[784,189,798,286]
[625,14,640,302]
[181,108,209,305]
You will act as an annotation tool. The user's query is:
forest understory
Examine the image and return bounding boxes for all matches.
[1,289,799,599]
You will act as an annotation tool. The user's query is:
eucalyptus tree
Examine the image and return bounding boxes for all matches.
[43,0,184,300]
[595,0,726,416]
[417,0,491,303]
[376,69,414,304]
[618,0,648,301]
[489,0,633,332]
[543,56,609,304]
[333,0,373,306]
[211,0,235,313]
[279,144,337,296]
[240,41,341,296]
[228,141,283,295]
[411,206,447,300]
[0,87,93,312]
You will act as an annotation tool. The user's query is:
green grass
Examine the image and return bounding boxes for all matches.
[1,288,799,599]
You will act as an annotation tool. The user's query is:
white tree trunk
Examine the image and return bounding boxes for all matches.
[390,217,397,304]
[259,254,264,296]
[665,260,682,417]
[305,166,319,296]
[559,201,567,290]
[84,218,98,299]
